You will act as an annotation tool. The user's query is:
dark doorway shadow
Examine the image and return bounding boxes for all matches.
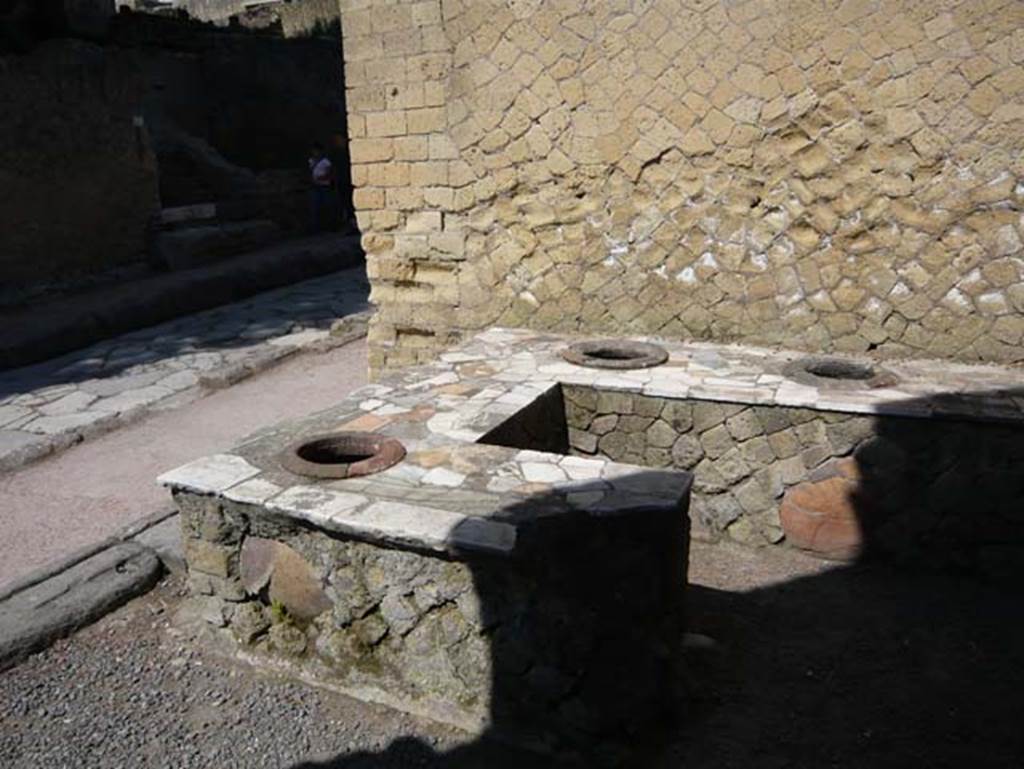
[292,387,1024,768]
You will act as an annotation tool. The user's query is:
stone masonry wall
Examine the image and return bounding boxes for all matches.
[340,0,1024,372]
[0,38,160,293]
[176,487,685,755]
[562,385,1024,575]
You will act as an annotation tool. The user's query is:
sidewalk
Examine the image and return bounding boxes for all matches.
[0,338,369,593]
[0,265,370,472]
[0,266,373,592]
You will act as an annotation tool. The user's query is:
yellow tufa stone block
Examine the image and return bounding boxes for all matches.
[343,0,1024,370]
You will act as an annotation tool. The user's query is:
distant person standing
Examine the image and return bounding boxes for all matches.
[328,132,356,232]
[308,142,334,233]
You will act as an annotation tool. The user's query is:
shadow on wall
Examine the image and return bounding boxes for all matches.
[0,4,359,298]
[292,387,1024,769]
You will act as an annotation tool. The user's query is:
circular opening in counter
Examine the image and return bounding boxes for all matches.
[803,358,876,381]
[561,340,669,370]
[783,357,897,389]
[280,432,406,479]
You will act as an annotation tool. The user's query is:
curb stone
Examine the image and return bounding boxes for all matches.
[0,508,185,671]
[0,317,370,474]
[0,542,162,672]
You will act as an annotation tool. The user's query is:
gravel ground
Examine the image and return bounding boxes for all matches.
[0,577,475,769]
[2,542,1022,769]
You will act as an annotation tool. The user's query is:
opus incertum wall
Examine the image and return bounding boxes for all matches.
[161,328,1022,757]
[339,0,1024,372]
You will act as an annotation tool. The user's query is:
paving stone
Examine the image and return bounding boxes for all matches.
[521,462,566,483]
[24,410,113,435]
[0,405,32,428]
[157,370,201,392]
[0,429,52,471]
[268,329,331,348]
[37,391,99,416]
[0,267,370,472]
[80,373,166,399]
[97,385,176,415]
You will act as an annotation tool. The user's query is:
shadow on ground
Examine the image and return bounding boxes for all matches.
[288,386,1024,768]
[0,267,370,399]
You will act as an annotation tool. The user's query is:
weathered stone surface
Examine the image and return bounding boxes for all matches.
[269,622,308,656]
[645,419,676,448]
[590,414,618,435]
[380,591,420,636]
[240,537,277,594]
[347,1,1024,372]
[692,403,740,433]
[660,401,693,432]
[0,429,52,471]
[725,411,763,441]
[185,539,233,579]
[38,391,98,417]
[699,425,735,459]
[739,436,775,469]
[0,543,161,670]
[699,493,743,529]
[670,434,704,469]
[24,411,113,436]
[767,429,801,459]
[232,601,270,644]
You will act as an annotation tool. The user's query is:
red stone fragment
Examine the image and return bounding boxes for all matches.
[239,537,331,621]
[779,476,863,561]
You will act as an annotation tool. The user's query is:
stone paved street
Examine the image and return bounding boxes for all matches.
[0,267,370,471]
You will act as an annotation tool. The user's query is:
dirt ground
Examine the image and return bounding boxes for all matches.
[1,538,1021,768]
[675,540,1024,769]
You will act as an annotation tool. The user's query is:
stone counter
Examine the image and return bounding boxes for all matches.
[159,328,1023,754]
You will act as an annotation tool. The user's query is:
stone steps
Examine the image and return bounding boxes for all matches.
[153,218,282,271]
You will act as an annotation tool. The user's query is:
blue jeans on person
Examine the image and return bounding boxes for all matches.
[310,185,331,232]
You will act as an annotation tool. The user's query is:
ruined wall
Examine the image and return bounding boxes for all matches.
[1,10,348,297]
[340,0,1024,372]
[180,0,340,38]
[0,39,160,294]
